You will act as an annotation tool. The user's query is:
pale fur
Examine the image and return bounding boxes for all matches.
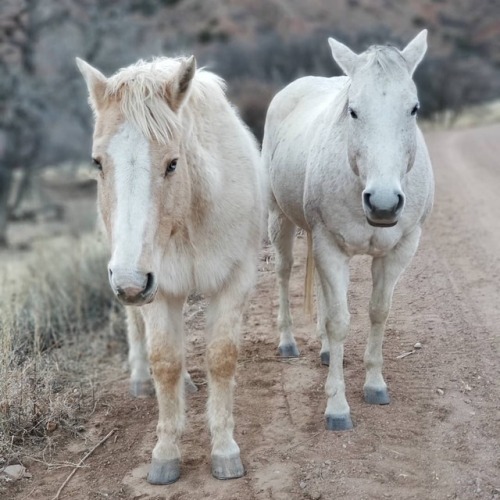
[263,31,434,427]
[77,56,265,480]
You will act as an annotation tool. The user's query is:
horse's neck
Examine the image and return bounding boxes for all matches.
[178,112,217,236]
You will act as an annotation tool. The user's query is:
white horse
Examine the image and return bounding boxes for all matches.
[76,56,264,482]
[262,31,434,430]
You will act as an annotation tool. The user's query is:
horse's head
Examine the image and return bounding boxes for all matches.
[329,30,427,227]
[76,57,196,305]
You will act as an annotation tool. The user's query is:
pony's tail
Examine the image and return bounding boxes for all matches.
[304,231,315,317]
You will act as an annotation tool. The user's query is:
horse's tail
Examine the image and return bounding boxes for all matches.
[304,231,315,317]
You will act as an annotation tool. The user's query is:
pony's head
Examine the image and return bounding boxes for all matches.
[329,30,427,227]
[77,57,197,305]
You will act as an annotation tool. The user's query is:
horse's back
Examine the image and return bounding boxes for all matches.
[263,75,348,229]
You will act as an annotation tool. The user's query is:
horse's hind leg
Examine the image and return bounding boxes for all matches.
[127,307,196,397]
[126,307,154,397]
[316,273,330,366]
[365,228,421,405]
[205,261,255,480]
[269,195,299,357]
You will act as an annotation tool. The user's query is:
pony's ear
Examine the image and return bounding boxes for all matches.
[169,56,196,111]
[328,37,359,77]
[76,58,107,112]
[401,30,428,76]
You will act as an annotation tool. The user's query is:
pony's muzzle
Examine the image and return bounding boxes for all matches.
[108,267,157,305]
[362,189,405,227]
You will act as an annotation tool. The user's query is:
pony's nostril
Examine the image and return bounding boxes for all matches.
[363,192,373,211]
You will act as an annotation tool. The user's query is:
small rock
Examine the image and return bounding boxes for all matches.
[436,388,444,396]
[310,492,322,500]
[414,342,422,349]
[2,465,26,480]
[299,481,307,489]
[46,421,57,433]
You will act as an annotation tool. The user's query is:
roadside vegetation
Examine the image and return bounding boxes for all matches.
[0,235,125,465]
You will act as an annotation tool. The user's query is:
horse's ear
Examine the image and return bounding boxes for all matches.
[76,58,107,112]
[328,38,358,77]
[401,30,428,76]
[169,56,196,111]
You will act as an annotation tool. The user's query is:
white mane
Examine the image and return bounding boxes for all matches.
[105,57,227,144]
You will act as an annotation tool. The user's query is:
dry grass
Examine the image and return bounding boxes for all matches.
[0,235,126,464]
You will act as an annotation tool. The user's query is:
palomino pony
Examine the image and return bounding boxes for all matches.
[76,56,264,483]
[262,31,434,430]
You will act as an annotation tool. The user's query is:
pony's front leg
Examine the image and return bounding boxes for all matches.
[205,264,254,480]
[364,228,421,404]
[143,295,186,485]
[126,307,154,397]
[313,230,352,430]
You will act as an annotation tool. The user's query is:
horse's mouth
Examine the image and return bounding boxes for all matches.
[366,218,398,228]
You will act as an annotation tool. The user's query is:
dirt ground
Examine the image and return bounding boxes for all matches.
[5,124,500,499]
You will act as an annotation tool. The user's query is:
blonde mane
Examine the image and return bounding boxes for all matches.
[105,57,227,144]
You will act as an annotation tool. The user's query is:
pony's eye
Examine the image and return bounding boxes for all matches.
[411,104,420,116]
[92,158,102,171]
[349,107,358,119]
[165,158,178,176]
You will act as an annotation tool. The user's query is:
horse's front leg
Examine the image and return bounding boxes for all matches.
[364,227,421,404]
[313,230,352,430]
[205,263,255,480]
[142,295,186,485]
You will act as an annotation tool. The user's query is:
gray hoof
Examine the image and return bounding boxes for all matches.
[278,344,300,358]
[130,380,155,398]
[147,458,180,485]
[364,387,390,405]
[211,454,245,480]
[320,351,330,366]
[325,413,353,431]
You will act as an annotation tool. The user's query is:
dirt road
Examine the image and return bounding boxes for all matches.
[9,124,500,499]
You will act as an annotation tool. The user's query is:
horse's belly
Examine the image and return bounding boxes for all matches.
[269,156,308,229]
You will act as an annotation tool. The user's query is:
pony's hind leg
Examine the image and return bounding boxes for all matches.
[143,296,186,485]
[268,195,299,357]
[364,228,421,405]
[126,307,154,397]
[205,262,255,480]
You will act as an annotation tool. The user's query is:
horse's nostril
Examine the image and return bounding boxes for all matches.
[396,194,404,212]
[143,272,155,295]
[363,192,373,211]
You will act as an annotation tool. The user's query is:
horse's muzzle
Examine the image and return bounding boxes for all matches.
[362,189,405,228]
[108,267,158,306]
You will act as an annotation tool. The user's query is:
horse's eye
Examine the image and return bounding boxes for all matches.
[349,107,358,119]
[411,104,420,116]
[92,158,102,171]
[165,158,178,176]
